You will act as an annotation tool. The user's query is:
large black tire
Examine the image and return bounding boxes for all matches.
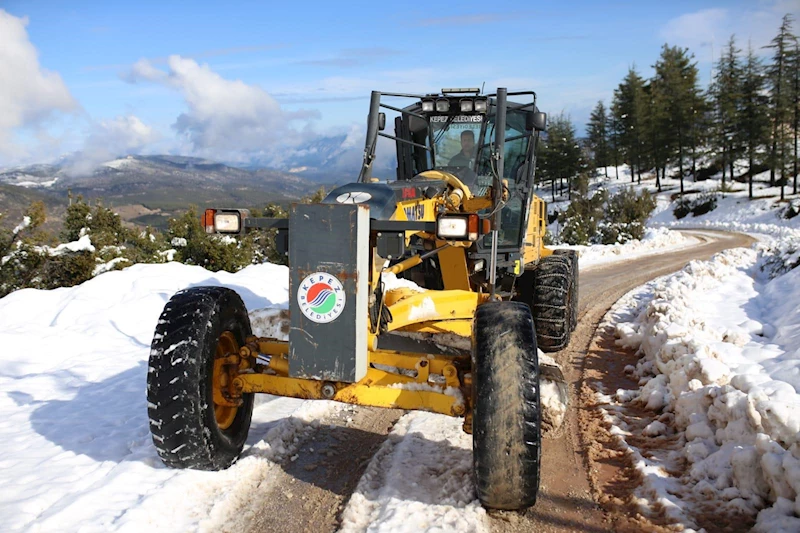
[531,254,574,352]
[472,301,541,510]
[147,286,254,470]
[553,249,579,332]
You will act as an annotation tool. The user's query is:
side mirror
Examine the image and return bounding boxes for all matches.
[528,112,547,131]
[378,112,386,131]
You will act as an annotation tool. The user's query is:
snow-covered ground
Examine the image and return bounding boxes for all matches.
[1,163,798,531]
[564,226,699,269]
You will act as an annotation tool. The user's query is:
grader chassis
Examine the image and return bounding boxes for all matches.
[147,87,578,510]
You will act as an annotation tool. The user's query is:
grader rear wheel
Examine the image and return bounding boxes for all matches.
[553,249,579,332]
[147,286,254,470]
[530,254,575,352]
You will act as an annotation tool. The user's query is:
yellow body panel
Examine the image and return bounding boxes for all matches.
[522,195,551,266]
[383,290,483,332]
[437,245,470,290]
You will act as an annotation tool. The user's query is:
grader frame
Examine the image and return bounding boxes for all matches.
[147,87,577,510]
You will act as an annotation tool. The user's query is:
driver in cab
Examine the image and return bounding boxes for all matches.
[448,130,475,168]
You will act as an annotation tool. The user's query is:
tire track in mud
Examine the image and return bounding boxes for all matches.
[242,406,403,533]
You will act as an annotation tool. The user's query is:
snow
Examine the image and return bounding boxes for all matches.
[560,226,699,270]
[51,235,96,255]
[103,157,136,170]
[93,256,130,276]
[0,257,495,532]
[381,271,425,293]
[408,297,438,321]
[12,216,31,235]
[340,412,488,533]
[6,175,59,188]
[0,261,297,531]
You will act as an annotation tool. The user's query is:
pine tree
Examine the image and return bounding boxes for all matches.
[789,36,800,194]
[764,14,796,199]
[651,44,703,194]
[640,81,665,190]
[587,101,610,178]
[739,42,771,198]
[688,88,710,183]
[612,68,646,184]
[608,111,621,180]
[537,113,584,200]
[711,36,743,189]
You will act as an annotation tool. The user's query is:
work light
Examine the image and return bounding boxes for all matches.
[203,209,247,234]
[474,99,488,112]
[435,99,450,112]
[214,213,241,233]
[436,214,479,241]
[460,99,474,112]
[421,100,435,112]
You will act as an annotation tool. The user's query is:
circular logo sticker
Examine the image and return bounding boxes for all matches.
[297,272,346,324]
[336,191,372,204]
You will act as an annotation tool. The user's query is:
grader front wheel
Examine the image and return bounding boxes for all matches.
[147,286,254,470]
[472,301,541,510]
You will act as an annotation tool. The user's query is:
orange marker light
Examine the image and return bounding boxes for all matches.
[203,209,216,234]
[468,214,479,241]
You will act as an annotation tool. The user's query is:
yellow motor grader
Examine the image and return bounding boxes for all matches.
[146,87,578,510]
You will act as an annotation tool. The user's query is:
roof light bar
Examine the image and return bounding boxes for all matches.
[442,88,481,95]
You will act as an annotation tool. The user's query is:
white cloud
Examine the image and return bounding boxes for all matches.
[660,2,800,62]
[0,10,77,162]
[127,56,319,161]
[66,115,159,176]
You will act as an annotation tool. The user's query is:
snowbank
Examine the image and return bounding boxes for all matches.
[0,261,303,531]
[557,226,697,270]
[607,243,800,530]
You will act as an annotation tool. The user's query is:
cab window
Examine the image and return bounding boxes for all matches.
[478,109,531,247]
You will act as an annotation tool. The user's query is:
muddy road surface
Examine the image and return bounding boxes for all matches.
[240,230,754,533]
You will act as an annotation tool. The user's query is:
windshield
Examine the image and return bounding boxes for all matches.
[431,115,484,171]
[421,107,533,249]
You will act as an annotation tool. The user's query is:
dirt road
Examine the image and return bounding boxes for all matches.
[244,229,754,533]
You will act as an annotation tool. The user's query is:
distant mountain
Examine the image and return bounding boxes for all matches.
[0,163,63,188]
[0,142,399,232]
[0,154,321,198]
[247,133,395,183]
[0,155,329,231]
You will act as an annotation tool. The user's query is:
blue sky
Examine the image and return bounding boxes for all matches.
[0,0,796,169]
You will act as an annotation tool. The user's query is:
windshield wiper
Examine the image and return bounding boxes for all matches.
[433,115,457,146]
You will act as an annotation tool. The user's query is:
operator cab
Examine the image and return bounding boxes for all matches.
[378,88,545,249]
